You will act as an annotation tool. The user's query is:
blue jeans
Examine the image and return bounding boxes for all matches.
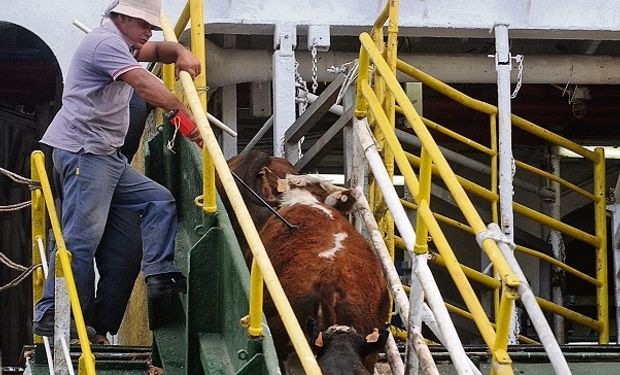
[34,148,180,325]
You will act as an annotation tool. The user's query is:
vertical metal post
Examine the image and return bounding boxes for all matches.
[272,23,297,159]
[494,24,514,242]
[593,147,609,343]
[407,147,431,375]
[222,84,238,158]
[53,257,71,375]
[611,179,620,341]
[189,0,217,213]
[494,24,518,344]
[31,164,46,344]
[549,146,565,343]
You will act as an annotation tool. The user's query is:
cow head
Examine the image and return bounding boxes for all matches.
[309,324,389,375]
[277,174,357,214]
[224,150,298,227]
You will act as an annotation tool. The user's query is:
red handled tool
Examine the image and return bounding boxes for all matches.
[165,109,196,136]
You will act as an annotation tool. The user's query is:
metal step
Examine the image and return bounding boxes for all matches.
[24,344,153,374]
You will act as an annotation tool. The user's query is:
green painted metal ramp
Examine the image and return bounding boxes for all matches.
[145,132,280,375]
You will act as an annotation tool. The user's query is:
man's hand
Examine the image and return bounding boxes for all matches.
[175,48,201,80]
[182,109,203,147]
[186,125,203,148]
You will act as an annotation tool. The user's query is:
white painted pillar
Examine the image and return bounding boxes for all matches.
[549,146,565,343]
[272,23,297,159]
[494,24,519,344]
[222,84,238,159]
[54,271,71,375]
[611,173,620,342]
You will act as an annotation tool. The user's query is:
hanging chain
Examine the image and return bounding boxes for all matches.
[293,60,309,160]
[294,61,309,114]
[311,41,319,94]
[511,54,524,99]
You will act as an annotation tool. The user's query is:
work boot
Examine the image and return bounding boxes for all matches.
[145,272,186,330]
[32,308,96,339]
[145,272,187,298]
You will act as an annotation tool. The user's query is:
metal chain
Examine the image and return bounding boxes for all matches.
[311,41,319,94]
[0,200,32,212]
[294,61,309,114]
[294,60,308,160]
[511,54,524,99]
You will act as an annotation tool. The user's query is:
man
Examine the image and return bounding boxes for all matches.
[33,0,202,337]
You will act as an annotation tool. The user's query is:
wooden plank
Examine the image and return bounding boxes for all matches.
[295,108,353,172]
[284,74,345,144]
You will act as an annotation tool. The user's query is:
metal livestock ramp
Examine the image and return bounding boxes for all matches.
[21,1,620,374]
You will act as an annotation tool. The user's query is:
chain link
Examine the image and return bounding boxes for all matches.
[294,61,309,114]
[311,41,319,94]
[511,54,524,99]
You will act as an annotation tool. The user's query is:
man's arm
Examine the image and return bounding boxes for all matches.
[135,41,201,79]
[119,68,203,146]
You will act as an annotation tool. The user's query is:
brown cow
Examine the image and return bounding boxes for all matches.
[259,179,389,373]
[223,151,389,372]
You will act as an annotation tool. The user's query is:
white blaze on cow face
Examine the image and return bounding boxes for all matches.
[319,232,348,259]
[279,188,334,219]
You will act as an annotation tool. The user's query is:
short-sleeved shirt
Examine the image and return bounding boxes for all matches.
[41,19,145,155]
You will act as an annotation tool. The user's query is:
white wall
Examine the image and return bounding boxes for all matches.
[2,0,620,80]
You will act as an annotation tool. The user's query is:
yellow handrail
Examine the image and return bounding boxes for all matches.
[395,237,604,332]
[31,151,96,375]
[188,0,217,213]
[160,15,322,374]
[357,30,520,372]
[31,161,46,344]
[358,33,519,287]
[398,39,609,343]
[593,148,608,343]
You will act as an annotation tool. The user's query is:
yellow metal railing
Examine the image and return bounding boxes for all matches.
[31,151,96,375]
[355,8,519,374]
[160,10,322,373]
[396,58,608,343]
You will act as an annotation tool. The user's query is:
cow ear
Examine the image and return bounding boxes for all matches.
[277,178,289,193]
[360,326,389,357]
[315,331,324,347]
[365,328,380,343]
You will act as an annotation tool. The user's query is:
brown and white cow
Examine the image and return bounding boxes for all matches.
[224,151,389,373]
[309,324,390,375]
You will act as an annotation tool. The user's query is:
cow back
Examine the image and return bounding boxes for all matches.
[259,189,389,367]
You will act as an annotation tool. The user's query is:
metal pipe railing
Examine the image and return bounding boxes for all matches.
[394,237,603,332]
[31,151,96,375]
[394,35,606,343]
[358,33,519,288]
[188,0,217,214]
[592,148,609,343]
[355,118,480,375]
[161,14,322,375]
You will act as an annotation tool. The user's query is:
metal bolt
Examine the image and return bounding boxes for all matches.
[237,349,248,360]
